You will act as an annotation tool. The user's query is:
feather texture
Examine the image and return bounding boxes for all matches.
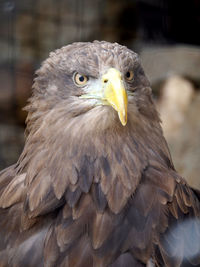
[0,41,199,267]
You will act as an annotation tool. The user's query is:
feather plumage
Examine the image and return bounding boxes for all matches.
[0,41,199,266]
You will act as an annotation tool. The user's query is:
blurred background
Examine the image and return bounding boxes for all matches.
[0,0,200,188]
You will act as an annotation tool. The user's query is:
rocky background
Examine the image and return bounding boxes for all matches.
[0,0,200,189]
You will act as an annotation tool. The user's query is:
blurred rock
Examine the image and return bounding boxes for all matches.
[140,45,200,85]
[158,75,194,139]
[158,76,200,189]
[168,93,200,189]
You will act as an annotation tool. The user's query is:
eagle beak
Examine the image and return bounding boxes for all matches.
[102,68,128,126]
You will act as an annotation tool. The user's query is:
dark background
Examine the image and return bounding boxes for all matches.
[0,0,200,188]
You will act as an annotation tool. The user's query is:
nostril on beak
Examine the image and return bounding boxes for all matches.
[104,79,108,83]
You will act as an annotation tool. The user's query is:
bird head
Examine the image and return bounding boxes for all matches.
[30,41,157,133]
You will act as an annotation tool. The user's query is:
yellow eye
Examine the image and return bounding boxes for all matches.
[73,73,89,86]
[125,70,134,81]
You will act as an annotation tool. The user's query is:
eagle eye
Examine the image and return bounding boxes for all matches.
[73,72,89,86]
[125,70,134,81]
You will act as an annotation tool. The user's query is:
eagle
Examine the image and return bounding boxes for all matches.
[0,41,200,267]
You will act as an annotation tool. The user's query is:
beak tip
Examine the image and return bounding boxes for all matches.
[119,114,127,126]
[121,121,127,126]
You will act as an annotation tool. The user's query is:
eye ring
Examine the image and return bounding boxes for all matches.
[125,70,134,81]
[73,72,89,86]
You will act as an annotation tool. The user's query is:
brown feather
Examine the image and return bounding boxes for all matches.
[92,212,113,249]
[0,173,25,208]
[0,41,200,267]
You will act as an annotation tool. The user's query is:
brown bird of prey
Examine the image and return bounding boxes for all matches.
[0,41,200,267]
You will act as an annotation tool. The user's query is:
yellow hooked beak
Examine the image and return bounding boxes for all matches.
[102,68,128,126]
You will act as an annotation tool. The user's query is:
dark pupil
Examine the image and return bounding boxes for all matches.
[79,76,85,82]
[126,72,130,78]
